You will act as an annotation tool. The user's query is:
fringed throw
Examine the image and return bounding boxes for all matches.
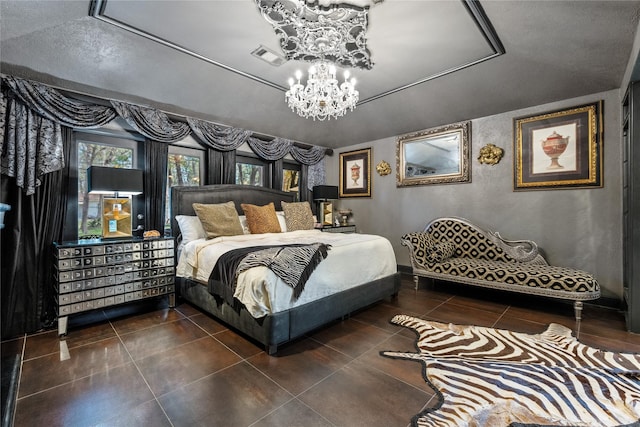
[209,243,330,308]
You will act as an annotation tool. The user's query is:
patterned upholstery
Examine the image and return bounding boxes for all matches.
[401,217,600,306]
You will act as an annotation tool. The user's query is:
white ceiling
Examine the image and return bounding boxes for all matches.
[1,0,639,148]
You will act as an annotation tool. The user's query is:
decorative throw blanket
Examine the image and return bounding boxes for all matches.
[209,243,330,309]
[382,315,640,427]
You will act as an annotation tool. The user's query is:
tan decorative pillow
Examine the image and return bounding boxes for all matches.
[241,202,281,234]
[281,201,315,231]
[192,201,244,239]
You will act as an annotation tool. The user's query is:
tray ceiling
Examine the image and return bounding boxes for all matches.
[1,1,639,147]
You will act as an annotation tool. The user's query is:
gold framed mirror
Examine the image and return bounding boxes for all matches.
[396,121,471,187]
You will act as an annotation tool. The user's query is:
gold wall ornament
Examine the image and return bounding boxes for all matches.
[477,143,504,165]
[376,160,391,176]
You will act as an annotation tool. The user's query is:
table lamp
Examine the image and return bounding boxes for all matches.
[313,185,339,226]
[87,166,143,238]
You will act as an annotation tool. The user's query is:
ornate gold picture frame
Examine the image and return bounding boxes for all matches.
[513,101,603,190]
[339,148,371,198]
[396,121,471,186]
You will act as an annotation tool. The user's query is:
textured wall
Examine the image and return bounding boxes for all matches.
[327,89,622,300]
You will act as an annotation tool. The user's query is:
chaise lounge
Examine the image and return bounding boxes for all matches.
[401,217,600,334]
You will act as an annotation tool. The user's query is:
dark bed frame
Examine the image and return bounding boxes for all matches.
[171,184,401,354]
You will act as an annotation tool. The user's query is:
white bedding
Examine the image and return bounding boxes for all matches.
[176,229,397,317]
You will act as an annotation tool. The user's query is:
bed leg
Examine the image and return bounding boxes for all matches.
[267,344,278,355]
[574,301,583,338]
[413,275,420,290]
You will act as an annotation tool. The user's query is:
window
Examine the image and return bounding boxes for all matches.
[236,155,269,187]
[165,145,204,230]
[76,133,137,238]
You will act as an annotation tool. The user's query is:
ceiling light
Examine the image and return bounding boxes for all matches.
[285,60,359,121]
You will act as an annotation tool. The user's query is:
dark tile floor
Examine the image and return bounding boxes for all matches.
[3,276,639,427]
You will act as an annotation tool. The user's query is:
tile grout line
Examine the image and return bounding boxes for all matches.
[108,315,177,427]
[9,334,27,426]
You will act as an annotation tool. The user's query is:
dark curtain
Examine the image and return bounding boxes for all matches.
[1,128,71,339]
[144,139,168,233]
[222,150,236,184]
[206,150,236,185]
[272,158,284,190]
[299,164,311,203]
[207,149,223,185]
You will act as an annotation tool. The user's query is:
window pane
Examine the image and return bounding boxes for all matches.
[236,163,263,186]
[165,152,201,229]
[77,141,133,237]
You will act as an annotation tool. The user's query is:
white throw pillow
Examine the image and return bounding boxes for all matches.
[175,215,206,244]
[276,211,287,232]
[238,215,250,234]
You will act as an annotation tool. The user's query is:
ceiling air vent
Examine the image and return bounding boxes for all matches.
[251,45,287,66]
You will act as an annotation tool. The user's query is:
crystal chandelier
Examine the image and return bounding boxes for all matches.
[285,60,359,121]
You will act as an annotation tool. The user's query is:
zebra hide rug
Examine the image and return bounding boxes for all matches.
[381,315,640,427]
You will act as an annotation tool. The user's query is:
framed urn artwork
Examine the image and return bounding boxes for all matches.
[513,101,603,190]
[339,148,371,197]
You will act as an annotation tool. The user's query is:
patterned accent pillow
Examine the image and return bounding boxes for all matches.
[426,241,457,263]
[402,232,437,267]
[241,202,282,234]
[192,201,244,239]
[281,201,315,231]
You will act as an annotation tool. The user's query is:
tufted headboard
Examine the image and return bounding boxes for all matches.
[170,184,297,237]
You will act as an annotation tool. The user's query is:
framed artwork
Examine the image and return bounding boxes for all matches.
[396,121,471,186]
[339,148,371,197]
[513,101,603,190]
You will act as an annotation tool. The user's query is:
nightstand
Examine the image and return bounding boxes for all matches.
[53,236,176,336]
[320,225,356,233]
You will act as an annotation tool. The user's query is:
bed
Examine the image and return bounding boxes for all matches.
[171,184,401,354]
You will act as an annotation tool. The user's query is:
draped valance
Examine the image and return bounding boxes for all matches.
[1,75,329,193]
[111,100,191,143]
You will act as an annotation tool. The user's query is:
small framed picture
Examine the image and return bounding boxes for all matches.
[339,148,371,198]
[513,101,603,190]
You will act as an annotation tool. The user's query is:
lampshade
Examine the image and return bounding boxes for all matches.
[87,166,143,196]
[313,185,339,200]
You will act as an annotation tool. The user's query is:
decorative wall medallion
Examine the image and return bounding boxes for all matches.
[255,0,378,70]
[477,143,504,165]
[376,160,391,176]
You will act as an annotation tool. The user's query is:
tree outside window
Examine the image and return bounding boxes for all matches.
[77,141,133,237]
[165,152,201,230]
[236,162,263,186]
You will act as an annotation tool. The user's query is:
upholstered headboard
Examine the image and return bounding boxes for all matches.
[170,184,297,237]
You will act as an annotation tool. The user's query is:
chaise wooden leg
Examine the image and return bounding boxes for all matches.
[413,275,419,290]
[574,301,583,338]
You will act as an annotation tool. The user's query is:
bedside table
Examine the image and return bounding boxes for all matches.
[320,225,356,233]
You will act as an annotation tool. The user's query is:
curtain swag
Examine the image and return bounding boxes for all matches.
[187,117,251,151]
[290,144,326,165]
[111,100,190,143]
[247,136,292,161]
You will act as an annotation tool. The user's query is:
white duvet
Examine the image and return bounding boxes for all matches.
[176,229,397,317]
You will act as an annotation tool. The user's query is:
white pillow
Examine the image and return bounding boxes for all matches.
[175,215,206,244]
[276,211,287,232]
[238,215,250,234]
